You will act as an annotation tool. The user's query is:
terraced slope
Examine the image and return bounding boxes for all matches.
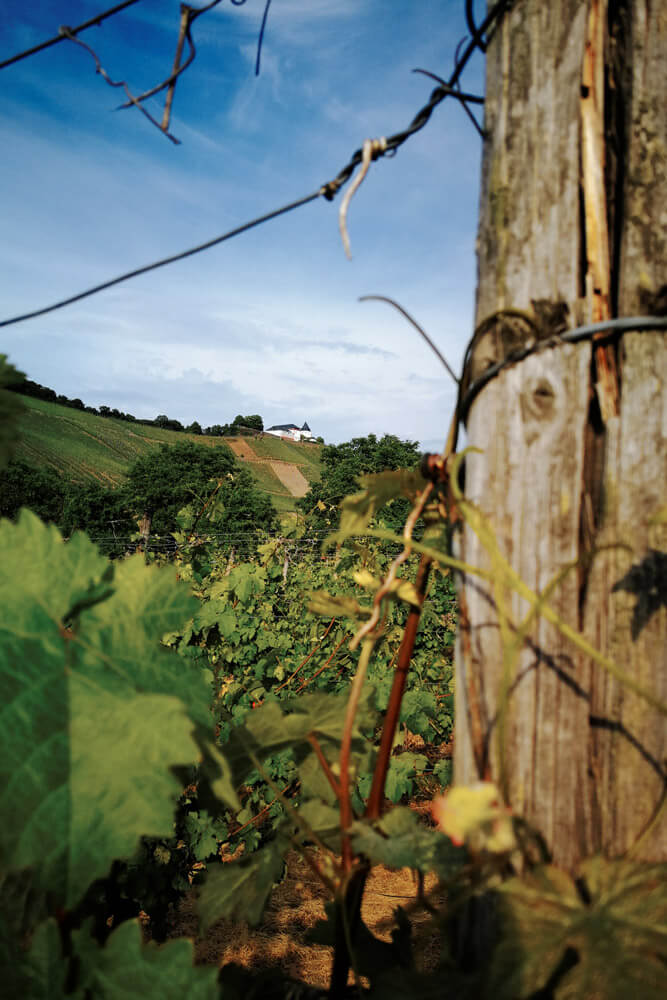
[11,396,322,512]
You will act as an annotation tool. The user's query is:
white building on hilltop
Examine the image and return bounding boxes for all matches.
[266,421,314,442]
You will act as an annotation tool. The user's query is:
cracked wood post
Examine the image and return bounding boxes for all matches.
[454,0,666,869]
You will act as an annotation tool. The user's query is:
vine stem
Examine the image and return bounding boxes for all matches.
[274,616,337,693]
[365,553,432,819]
[339,637,375,871]
[329,638,375,997]
[294,633,347,694]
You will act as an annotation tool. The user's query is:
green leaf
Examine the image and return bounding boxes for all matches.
[0,513,231,907]
[309,590,371,621]
[490,858,667,999]
[400,691,438,737]
[433,758,453,789]
[0,870,62,999]
[349,805,460,873]
[330,467,426,541]
[296,799,341,849]
[385,753,427,803]
[7,918,68,999]
[353,568,421,607]
[198,836,288,931]
[74,919,218,998]
[222,689,375,786]
[0,354,26,470]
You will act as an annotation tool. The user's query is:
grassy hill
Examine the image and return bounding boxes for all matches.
[12,395,322,514]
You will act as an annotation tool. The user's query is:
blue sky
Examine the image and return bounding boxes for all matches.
[1,0,486,450]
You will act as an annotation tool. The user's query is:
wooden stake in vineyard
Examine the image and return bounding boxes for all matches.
[454,0,666,868]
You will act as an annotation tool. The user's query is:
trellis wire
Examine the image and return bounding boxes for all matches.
[459,315,667,423]
[0,1,511,329]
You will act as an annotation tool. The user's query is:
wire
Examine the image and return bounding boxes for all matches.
[359,295,459,385]
[0,191,321,328]
[459,315,667,423]
[465,0,488,53]
[0,0,143,71]
[255,0,273,76]
[0,1,510,329]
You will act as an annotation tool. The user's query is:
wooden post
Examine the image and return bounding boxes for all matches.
[454,0,666,868]
[139,512,151,551]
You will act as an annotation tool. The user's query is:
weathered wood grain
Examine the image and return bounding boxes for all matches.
[455,0,666,868]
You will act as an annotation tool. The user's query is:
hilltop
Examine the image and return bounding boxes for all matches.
[12,395,322,514]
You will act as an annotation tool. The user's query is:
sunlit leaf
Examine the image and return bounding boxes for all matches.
[309,590,371,621]
[431,782,515,854]
[331,467,426,541]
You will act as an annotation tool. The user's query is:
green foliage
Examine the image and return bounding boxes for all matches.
[0,511,235,910]
[490,858,667,999]
[233,413,263,432]
[123,440,277,537]
[0,459,68,524]
[1,369,663,998]
[0,354,26,469]
[298,433,422,530]
[60,480,135,554]
[73,920,219,999]
[198,835,288,932]
[349,806,464,874]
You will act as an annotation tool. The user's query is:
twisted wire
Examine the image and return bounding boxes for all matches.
[0,1,510,329]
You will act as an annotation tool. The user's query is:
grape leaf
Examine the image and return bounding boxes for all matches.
[74,919,218,998]
[222,689,375,785]
[7,918,68,999]
[490,858,667,999]
[0,512,231,907]
[385,753,428,803]
[349,805,462,874]
[198,835,288,931]
[331,468,426,540]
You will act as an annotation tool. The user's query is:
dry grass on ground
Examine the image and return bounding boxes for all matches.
[165,850,445,991]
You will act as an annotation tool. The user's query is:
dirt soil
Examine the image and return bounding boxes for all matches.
[269,461,309,498]
[226,438,258,460]
[164,850,445,991]
[225,438,310,497]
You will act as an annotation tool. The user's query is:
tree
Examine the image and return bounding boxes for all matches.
[60,482,133,551]
[298,433,421,530]
[0,459,67,524]
[454,0,666,870]
[186,420,202,435]
[243,414,263,432]
[122,440,276,537]
[231,413,263,433]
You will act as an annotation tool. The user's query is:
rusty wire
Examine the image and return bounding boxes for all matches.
[0,0,142,70]
[57,26,182,144]
[1,0,271,142]
[0,0,512,329]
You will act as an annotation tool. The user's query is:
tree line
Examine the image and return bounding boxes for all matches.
[1,432,424,555]
[7,377,264,436]
[0,441,276,555]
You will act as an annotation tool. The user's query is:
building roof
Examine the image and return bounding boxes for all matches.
[267,422,312,433]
